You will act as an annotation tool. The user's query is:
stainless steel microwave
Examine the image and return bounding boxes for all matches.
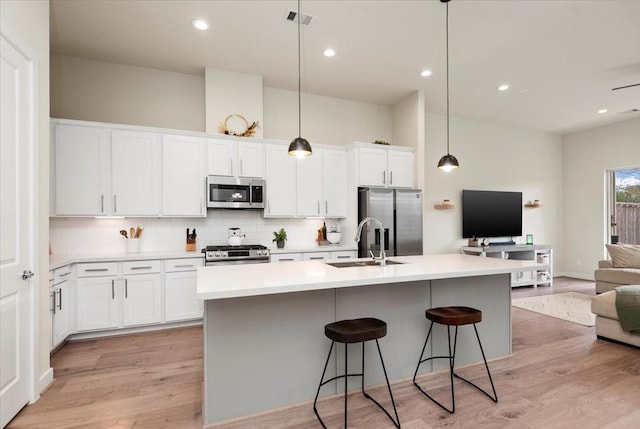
[206,176,265,209]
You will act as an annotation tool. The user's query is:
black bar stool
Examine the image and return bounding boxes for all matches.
[313,317,401,428]
[413,306,498,413]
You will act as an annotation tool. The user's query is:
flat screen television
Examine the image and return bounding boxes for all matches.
[462,190,522,239]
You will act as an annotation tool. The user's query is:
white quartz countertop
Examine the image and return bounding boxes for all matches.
[197,253,546,300]
[49,250,204,270]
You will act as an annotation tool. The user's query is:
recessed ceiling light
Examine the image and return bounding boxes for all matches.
[597,109,608,114]
[323,48,336,57]
[420,70,432,77]
[498,84,510,91]
[192,19,209,31]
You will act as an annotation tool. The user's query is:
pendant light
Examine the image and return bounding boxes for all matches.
[437,0,459,172]
[288,0,312,158]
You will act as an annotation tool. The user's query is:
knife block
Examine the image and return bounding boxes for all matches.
[186,237,197,251]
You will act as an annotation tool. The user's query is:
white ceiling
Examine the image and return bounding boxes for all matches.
[50,0,640,135]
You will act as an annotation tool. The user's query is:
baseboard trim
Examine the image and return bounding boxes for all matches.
[556,272,594,281]
[33,367,54,403]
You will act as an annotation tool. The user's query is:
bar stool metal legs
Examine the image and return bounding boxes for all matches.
[413,316,498,414]
[313,335,400,428]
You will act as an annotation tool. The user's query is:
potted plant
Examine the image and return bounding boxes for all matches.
[273,228,287,248]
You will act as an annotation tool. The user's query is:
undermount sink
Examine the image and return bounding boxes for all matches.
[326,260,404,268]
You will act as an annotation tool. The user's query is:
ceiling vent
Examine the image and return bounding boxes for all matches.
[286,10,313,25]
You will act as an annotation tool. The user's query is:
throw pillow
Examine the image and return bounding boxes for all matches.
[606,244,640,269]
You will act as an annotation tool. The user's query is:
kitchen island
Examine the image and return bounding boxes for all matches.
[197,253,544,425]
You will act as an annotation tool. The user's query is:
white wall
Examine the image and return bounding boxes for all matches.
[562,117,640,279]
[1,0,51,396]
[422,113,564,273]
[263,86,392,145]
[51,55,205,131]
[205,68,263,137]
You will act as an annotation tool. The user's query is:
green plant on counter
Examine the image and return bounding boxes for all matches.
[272,228,287,243]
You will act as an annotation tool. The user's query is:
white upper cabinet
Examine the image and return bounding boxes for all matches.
[207,138,264,178]
[357,146,388,187]
[296,149,347,218]
[322,149,348,218]
[296,151,324,217]
[237,141,264,178]
[111,130,160,216]
[350,143,415,188]
[264,144,296,217]
[54,125,109,216]
[162,134,206,217]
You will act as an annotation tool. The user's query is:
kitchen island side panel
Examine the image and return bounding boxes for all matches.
[430,274,512,370]
[203,289,336,425]
[335,280,432,388]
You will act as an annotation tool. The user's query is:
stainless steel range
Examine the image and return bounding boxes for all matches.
[202,244,270,266]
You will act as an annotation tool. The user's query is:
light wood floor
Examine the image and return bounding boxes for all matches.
[8,277,640,429]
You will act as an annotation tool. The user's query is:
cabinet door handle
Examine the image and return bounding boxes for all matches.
[174,264,195,268]
[325,201,328,214]
[113,195,117,213]
[309,257,324,260]
[230,159,233,175]
[268,199,271,214]
[101,194,104,213]
[59,271,71,277]
[240,159,243,175]
[337,256,351,259]
[125,279,128,298]
[390,171,393,185]
[130,266,153,270]
[85,268,109,272]
[111,280,115,300]
[58,289,63,310]
[51,292,56,315]
[382,171,386,185]
[279,258,294,262]
[317,201,320,215]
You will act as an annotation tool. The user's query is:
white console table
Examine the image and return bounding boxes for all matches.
[461,244,553,288]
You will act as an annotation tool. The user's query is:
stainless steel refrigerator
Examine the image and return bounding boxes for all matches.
[357,187,423,257]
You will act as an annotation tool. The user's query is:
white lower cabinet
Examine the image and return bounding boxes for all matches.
[330,251,357,260]
[76,260,162,332]
[165,258,203,322]
[122,273,162,327]
[272,250,357,262]
[76,275,119,332]
[303,252,330,261]
[271,253,303,262]
[51,266,73,351]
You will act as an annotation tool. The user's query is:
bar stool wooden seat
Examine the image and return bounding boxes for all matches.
[413,306,498,413]
[313,317,401,428]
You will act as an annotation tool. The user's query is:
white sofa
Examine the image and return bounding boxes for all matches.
[591,290,640,347]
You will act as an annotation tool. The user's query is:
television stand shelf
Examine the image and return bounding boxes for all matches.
[461,244,553,288]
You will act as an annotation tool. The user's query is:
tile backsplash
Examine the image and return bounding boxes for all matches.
[49,211,348,255]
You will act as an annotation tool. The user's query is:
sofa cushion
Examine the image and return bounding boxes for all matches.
[594,267,640,285]
[591,290,618,320]
[606,244,640,268]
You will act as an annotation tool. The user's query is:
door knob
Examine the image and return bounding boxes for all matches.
[22,270,35,280]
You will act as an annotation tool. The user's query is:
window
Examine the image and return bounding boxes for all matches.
[609,167,640,245]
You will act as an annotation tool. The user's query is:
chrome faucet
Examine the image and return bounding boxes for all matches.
[355,216,386,266]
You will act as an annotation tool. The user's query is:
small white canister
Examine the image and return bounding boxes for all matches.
[126,238,141,253]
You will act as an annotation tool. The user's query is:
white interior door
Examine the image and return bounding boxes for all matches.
[1,33,36,427]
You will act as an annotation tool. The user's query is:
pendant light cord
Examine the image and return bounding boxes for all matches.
[445,1,450,155]
[297,0,302,139]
